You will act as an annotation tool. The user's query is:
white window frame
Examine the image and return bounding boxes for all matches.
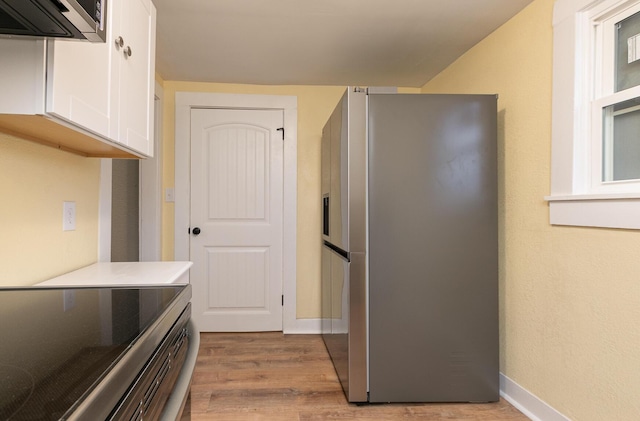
[547,0,640,229]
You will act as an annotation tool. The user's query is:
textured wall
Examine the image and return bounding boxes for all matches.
[422,0,640,419]
[0,133,100,285]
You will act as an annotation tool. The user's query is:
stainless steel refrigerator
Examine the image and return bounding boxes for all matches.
[321,88,498,403]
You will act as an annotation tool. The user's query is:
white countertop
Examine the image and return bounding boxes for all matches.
[37,261,193,286]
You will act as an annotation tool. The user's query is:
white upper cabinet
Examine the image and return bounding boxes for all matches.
[46,27,112,140]
[0,0,156,158]
[113,0,156,156]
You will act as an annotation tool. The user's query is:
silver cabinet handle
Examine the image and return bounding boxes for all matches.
[124,46,132,58]
[115,36,124,48]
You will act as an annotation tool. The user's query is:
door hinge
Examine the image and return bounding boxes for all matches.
[282,295,284,306]
[277,127,284,140]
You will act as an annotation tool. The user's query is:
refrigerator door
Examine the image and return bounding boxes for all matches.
[321,245,332,335]
[321,244,349,392]
[346,251,367,402]
[367,94,499,403]
[321,89,367,253]
[321,117,331,242]
[328,93,348,250]
[321,244,367,402]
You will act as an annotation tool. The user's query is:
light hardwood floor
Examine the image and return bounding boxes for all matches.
[186,332,529,421]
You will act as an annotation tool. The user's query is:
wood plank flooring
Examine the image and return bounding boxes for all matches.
[186,332,529,421]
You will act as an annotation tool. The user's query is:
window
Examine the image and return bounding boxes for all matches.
[548,0,640,229]
[592,3,640,191]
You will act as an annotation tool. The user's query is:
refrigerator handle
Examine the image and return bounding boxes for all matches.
[323,195,329,236]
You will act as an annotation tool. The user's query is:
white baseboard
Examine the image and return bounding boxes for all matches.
[283,318,322,334]
[500,373,571,421]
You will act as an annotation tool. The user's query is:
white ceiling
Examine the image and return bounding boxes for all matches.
[153,0,534,88]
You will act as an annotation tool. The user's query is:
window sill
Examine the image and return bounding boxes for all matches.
[545,194,640,229]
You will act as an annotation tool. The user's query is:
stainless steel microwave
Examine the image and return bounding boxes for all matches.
[0,0,106,42]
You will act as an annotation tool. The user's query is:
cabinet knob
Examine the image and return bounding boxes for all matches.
[124,46,132,58]
[192,227,201,236]
[115,36,124,48]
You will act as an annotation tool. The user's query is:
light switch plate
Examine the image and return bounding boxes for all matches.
[63,201,76,231]
[165,188,175,202]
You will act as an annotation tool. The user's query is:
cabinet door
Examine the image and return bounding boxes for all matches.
[115,0,156,157]
[45,9,115,138]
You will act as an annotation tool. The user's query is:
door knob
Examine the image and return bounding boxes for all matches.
[192,227,201,236]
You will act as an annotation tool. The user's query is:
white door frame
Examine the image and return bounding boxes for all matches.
[138,82,163,261]
[174,92,298,333]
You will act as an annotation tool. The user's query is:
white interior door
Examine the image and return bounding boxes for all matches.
[190,108,284,331]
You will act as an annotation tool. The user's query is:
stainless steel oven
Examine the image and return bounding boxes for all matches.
[109,304,191,420]
[0,284,196,420]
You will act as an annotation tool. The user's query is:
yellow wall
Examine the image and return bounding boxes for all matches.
[0,133,100,285]
[160,82,347,317]
[422,0,640,419]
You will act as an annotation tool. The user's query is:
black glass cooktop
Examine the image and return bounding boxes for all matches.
[0,285,187,420]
